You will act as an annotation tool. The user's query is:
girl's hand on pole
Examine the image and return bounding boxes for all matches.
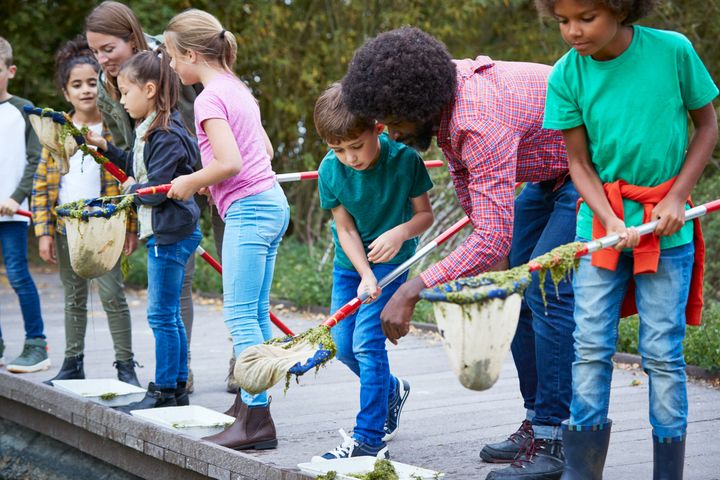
[358,271,381,303]
[84,129,107,150]
[0,198,20,216]
[167,174,199,201]
[121,176,136,193]
[605,216,640,250]
[652,194,686,237]
[38,235,57,264]
[368,226,406,264]
[123,232,138,256]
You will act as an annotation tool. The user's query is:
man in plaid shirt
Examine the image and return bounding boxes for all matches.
[343,27,578,480]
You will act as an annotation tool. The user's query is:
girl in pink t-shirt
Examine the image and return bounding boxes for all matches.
[165,9,289,451]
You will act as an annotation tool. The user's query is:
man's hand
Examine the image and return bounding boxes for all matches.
[168,175,200,201]
[39,235,57,264]
[0,198,20,216]
[124,232,138,256]
[652,194,686,237]
[604,216,640,251]
[380,276,425,344]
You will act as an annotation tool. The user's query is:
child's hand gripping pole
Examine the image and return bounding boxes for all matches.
[23,106,129,183]
[275,160,445,183]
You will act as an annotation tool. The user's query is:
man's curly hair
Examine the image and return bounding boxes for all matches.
[535,0,657,25]
[342,27,457,124]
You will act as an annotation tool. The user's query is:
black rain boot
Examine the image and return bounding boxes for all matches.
[653,434,685,480]
[115,382,177,413]
[175,381,190,406]
[114,359,141,387]
[44,354,84,385]
[560,420,612,480]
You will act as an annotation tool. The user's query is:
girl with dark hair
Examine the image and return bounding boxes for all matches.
[33,36,140,387]
[85,49,202,411]
[538,0,718,478]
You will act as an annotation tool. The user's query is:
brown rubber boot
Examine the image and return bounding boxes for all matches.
[224,390,242,417]
[204,399,278,450]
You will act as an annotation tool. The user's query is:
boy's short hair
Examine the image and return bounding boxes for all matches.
[314,82,374,144]
[0,37,13,67]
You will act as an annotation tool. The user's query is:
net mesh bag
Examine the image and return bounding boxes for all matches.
[56,197,132,279]
[28,113,78,175]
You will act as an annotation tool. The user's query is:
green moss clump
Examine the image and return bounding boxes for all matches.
[532,242,583,307]
[99,392,118,400]
[316,472,338,480]
[348,459,399,480]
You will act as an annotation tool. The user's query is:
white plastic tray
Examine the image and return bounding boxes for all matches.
[52,379,146,407]
[297,457,443,479]
[130,405,235,438]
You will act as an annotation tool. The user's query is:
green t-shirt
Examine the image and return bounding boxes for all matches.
[544,26,718,247]
[318,133,433,271]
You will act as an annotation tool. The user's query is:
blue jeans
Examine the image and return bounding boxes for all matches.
[0,222,44,339]
[223,184,290,407]
[508,180,578,440]
[571,240,693,439]
[146,228,201,389]
[331,264,407,447]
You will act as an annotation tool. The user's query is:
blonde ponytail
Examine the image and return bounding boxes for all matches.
[165,9,237,72]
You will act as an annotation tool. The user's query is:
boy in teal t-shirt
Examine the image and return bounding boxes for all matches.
[538,0,718,478]
[312,82,433,461]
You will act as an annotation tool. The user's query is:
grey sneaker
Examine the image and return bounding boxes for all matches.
[7,338,51,373]
[0,338,5,366]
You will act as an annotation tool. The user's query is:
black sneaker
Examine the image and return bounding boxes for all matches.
[383,378,410,441]
[481,420,534,463]
[312,429,389,461]
[485,438,564,480]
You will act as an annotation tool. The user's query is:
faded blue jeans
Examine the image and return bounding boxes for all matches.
[571,240,694,440]
[508,180,579,440]
[0,221,45,340]
[223,184,290,407]
[331,263,407,447]
[146,228,201,389]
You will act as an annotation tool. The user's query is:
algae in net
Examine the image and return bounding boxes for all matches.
[266,324,338,393]
[439,242,583,308]
[57,194,135,221]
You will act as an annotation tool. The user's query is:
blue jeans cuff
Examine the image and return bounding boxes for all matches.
[533,425,561,440]
[526,409,536,422]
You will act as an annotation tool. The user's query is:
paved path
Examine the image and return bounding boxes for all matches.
[1,267,719,479]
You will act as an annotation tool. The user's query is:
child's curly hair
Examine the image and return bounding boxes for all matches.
[341,27,456,124]
[535,0,657,25]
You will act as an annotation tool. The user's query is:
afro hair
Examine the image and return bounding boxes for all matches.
[342,27,457,124]
[535,0,657,25]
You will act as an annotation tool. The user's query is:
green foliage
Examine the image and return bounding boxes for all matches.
[271,235,334,307]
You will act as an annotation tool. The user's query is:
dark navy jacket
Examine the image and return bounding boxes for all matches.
[102,110,200,245]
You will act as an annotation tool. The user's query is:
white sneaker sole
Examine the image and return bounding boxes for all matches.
[7,358,51,373]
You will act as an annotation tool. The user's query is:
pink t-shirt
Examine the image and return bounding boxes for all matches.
[194,72,276,218]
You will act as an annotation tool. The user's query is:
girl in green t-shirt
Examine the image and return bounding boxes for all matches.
[536,0,718,478]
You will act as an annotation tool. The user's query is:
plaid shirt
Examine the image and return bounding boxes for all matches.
[31,126,137,237]
[420,57,569,287]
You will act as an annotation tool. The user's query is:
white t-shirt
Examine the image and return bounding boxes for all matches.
[58,122,103,205]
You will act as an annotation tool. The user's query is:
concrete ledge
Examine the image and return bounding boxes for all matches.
[0,371,311,480]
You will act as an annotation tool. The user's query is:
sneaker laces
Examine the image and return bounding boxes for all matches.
[508,420,533,444]
[326,429,357,458]
[511,437,546,468]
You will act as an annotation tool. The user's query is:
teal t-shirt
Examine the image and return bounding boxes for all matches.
[544,26,718,248]
[318,133,434,271]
